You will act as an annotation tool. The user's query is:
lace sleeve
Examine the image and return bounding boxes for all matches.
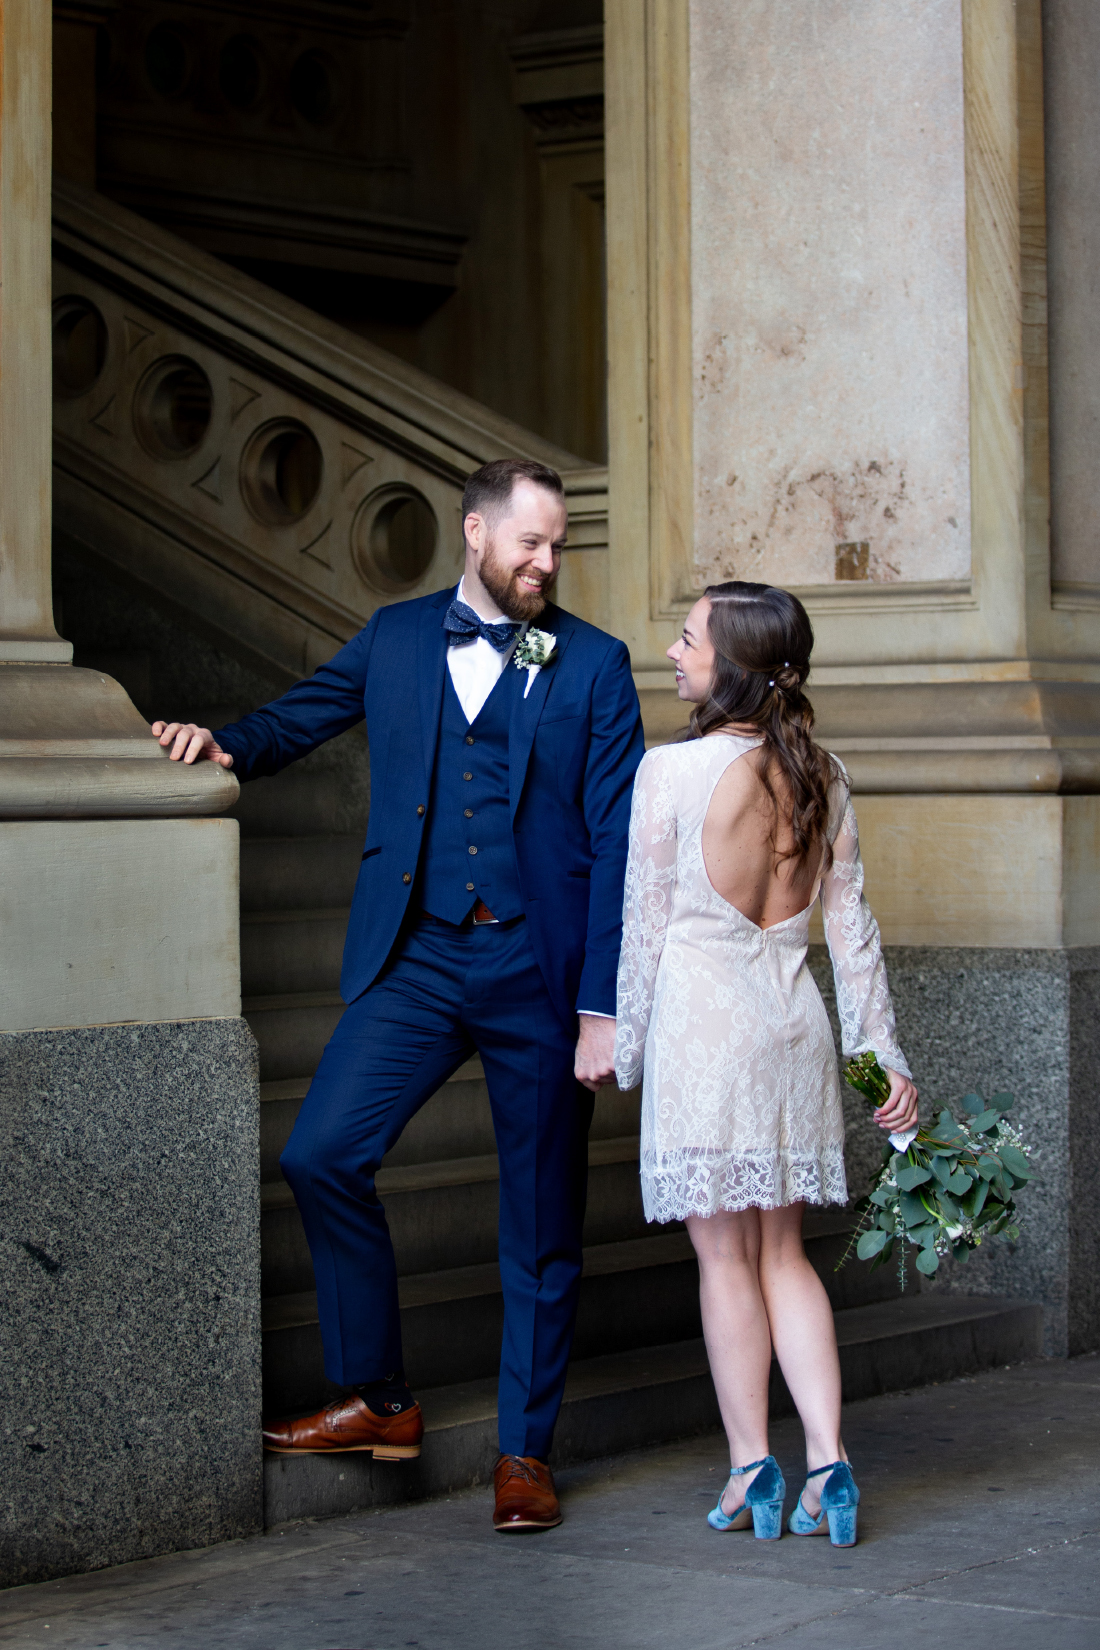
[820,787,912,1079]
[614,750,678,1090]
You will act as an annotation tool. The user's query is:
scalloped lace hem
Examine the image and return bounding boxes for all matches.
[641,1148,848,1224]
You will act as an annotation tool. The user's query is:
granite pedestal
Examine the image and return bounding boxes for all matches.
[0,1018,261,1586]
[813,945,1100,1357]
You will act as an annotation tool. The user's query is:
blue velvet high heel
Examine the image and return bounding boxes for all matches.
[707,1455,786,1539]
[787,1461,859,1546]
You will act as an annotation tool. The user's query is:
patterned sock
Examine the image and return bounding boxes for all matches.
[352,1370,414,1417]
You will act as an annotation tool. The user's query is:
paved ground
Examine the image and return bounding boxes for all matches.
[1,1354,1097,1650]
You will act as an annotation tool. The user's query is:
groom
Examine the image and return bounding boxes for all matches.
[154,458,644,1531]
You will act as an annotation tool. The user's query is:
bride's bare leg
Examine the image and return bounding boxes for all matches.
[757,1203,845,1514]
[686,1209,772,1514]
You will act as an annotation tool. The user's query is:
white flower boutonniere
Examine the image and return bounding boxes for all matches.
[514,627,557,699]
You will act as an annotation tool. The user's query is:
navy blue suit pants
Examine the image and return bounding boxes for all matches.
[280,912,593,1460]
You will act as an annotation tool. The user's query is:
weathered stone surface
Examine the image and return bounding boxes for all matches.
[812,945,1100,1356]
[688,0,970,588]
[0,1018,261,1587]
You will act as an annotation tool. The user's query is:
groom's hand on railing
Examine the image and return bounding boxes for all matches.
[575,1014,616,1093]
[873,1067,919,1134]
[151,721,235,769]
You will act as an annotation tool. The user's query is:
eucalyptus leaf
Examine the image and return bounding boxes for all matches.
[857,1228,890,1259]
[991,1092,1014,1110]
[876,1211,896,1231]
[978,1156,999,1180]
[960,1093,984,1114]
[915,1248,941,1275]
[870,1186,892,1208]
[931,1157,953,1187]
[972,1110,1001,1133]
[898,1191,930,1226]
[952,1240,971,1262]
[896,1165,933,1191]
[966,1179,990,1219]
[999,1145,1032,1179]
[947,1169,973,1194]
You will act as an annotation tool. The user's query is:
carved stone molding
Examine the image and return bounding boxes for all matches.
[511,23,604,153]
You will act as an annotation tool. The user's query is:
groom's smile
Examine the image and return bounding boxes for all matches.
[463,475,568,624]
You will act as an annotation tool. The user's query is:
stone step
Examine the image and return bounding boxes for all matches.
[260,1209,909,1413]
[260,1135,651,1294]
[262,1232,701,1411]
[259,1062,642,1178]
[230,769,347,838]
[244,991,345,1082]
[241,908,349,997]
[239,834,362,912]
[262,1293,1044,1527]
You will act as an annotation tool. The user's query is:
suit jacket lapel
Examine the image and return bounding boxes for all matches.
[508,608,576,820]
[417,590,452,789]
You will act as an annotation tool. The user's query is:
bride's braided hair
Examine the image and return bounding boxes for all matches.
[689,581,839,872]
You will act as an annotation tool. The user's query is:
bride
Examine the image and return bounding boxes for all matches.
[614,581,918,1547]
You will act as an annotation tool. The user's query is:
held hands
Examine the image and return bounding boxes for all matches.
[575,1014,617,1093]
[151,721,234,769]
[873,1067,919,1135]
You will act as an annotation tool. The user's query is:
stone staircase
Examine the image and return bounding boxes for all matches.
[231,757,1043,1530]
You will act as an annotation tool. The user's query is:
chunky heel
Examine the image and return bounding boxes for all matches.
[787,1460,860,1546]
[750,1497,784,1540]
[708,1454,786,1538]
[825,1504,858,1547]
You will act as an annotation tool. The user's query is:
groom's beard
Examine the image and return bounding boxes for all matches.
[478,537,553,623]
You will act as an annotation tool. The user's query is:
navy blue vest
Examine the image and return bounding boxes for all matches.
[417,662,525,924]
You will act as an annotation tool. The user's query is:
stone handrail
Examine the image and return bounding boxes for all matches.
[52,177,607,688]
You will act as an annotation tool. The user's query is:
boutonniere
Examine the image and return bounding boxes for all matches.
[513,628,557,699]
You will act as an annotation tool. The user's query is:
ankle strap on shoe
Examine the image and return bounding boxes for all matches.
[731,1456,770,1476]
[805,1460,848,1479]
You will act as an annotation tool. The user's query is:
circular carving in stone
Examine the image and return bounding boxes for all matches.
[289,51,335,127]
[353,485,438,593]
[240,419,324,524]
[133,356,214,459]
[219,35,263,112]
[144,22,192,99]
[53,297,108,398]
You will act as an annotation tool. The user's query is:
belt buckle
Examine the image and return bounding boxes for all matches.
[472,899,499,926]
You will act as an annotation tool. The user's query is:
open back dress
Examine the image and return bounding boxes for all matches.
[614,733,911,1224]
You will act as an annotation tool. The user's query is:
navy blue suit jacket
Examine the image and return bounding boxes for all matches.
[215,588,646,1025]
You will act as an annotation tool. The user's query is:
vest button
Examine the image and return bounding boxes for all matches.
[466,882,475,892]
[464,808,473,818]
[417,804,426,816]
[468,845,477,855]
[463,772,472,781]
[402,872,412,884]
[465,735,475,745]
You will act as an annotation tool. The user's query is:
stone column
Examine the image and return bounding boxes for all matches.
[1,0,261,1586]
[606,0,1100,1355]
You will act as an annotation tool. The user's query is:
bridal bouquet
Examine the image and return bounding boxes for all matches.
[837,1052,1036,1284]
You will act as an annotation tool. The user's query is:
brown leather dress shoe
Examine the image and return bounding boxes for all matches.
[263,1395,423,1459]
[492,1453,562,1531]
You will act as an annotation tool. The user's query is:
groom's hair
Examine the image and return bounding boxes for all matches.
[461,458,564,530]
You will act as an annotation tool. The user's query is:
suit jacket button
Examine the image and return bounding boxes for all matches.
[463,772,473,781]
[402,872,412,884]
[416,805,426,816]
[465,735,475,745]
[468,846,477,855]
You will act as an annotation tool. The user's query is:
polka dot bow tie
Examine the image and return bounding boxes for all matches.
[443,597,520,653]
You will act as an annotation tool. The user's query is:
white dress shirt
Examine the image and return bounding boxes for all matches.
[445,578,521,723]
[444,580,611,1020]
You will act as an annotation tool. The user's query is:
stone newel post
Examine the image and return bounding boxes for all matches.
[0,0,262,1587]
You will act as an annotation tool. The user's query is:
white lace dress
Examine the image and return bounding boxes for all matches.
[614,734,911,1223]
